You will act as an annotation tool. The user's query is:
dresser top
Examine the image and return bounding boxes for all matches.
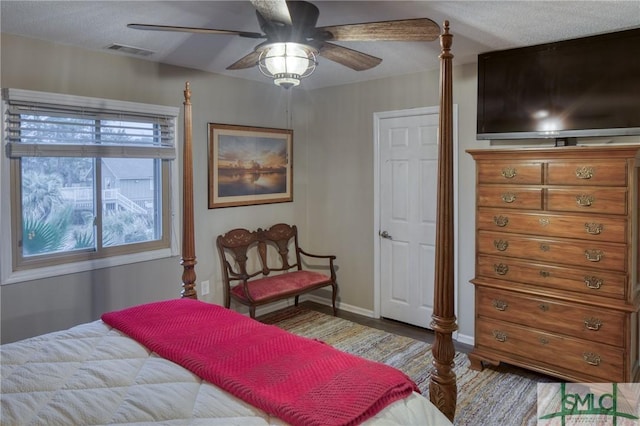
[467,145,640,160]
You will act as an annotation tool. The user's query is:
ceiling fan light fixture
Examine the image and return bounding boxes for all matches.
[258,42,317,89]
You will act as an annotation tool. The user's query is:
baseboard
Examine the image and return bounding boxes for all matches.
[456,333,474,347]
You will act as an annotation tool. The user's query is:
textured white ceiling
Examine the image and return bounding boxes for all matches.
[1,1,639,90]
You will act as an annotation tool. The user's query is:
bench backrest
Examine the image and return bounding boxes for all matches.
[216,223,302,283]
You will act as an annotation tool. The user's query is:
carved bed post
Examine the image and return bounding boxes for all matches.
[181,81,198,299]
[429,21,458,421]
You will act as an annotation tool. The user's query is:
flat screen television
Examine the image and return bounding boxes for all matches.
[477,28,640,140]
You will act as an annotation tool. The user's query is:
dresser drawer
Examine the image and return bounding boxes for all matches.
[477,208,627,243]
[477,161,543,185]
[478,231,627,271]
[547,160,628,186]
[476,318,625,382]
[477,287,625,346]
[546,187,628,215]
[477,255,627,300]
[477,186,543,210]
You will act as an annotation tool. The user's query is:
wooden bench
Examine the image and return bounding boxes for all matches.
[216,223,338,318]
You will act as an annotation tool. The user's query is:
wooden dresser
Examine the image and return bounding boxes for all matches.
[467,146,640,383]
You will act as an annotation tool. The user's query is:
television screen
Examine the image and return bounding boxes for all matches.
[477,28,640,140]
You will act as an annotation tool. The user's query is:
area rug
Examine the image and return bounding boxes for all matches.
[260,306,555,426]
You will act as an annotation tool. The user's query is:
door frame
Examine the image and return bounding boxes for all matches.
[373,105,459,327]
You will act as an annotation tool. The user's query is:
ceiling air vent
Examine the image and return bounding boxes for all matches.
[105,43,154,57]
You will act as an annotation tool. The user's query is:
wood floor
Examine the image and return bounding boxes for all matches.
[300,301,473,353]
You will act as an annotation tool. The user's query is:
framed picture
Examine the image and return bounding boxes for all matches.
[208,123,293,209]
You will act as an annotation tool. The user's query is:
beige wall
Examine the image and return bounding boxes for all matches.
[1,32,483,344]
[0,34,307,343]
[298,63,485,341]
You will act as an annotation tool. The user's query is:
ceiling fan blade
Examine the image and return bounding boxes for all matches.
[318,18,440,42]
[250,0,292,25]
[127,23,263,39]
[226,50,262,70]
[319,42,382,71]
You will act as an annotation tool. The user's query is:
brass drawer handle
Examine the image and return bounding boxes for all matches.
[583,352,601,366]
[539,270,551,278]
[584,223,603,235]
[539,218,550,226]
[584,249,603,262]
[501,167,517,179]
[576,194,594,207]
[575,166,594,179]
[493,240,509,251]
[492,299,508,311]
[584,317,603,331]
[584,276,603,290]
[493,215,509,227]
[539,337,549,345]
[539,304,549,312]
[494,263,509,275]
[501,192,517,203]
[540,244,550,252]
[493,330,507,342]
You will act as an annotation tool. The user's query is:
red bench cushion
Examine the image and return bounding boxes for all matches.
[231,270,331,302]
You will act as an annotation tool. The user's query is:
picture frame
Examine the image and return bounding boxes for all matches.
[208,123,293,209]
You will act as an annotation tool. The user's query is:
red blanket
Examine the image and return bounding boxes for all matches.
[102,299,418,426]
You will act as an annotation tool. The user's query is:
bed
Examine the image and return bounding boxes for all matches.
[0,21,457,426]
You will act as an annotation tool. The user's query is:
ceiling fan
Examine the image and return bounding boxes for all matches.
[128,0,440,88]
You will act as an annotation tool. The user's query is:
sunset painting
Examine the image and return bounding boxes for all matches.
[208,124,292,208]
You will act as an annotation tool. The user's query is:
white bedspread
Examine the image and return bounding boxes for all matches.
[1,320,452,425]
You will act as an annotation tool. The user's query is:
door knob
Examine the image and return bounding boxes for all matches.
[379,230,393,240]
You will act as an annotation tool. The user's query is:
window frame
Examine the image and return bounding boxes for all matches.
[1,88,180,285]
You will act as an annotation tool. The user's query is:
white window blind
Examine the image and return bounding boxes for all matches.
[3,88,178,159]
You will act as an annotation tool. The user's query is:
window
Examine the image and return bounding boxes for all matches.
[1,88,179,284]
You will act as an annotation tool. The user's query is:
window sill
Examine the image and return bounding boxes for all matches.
[1,247,176,285]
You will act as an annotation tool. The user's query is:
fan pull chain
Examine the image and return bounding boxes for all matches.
[286,88,293,130]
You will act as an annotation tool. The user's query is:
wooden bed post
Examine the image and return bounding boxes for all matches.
[181,81,198,299]
[429,20,457,421]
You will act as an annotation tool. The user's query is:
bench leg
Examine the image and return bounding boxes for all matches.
[294,295,299,306]
[249,306,256,319]
[331,282,338,316]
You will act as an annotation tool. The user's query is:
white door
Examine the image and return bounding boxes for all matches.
[377,109,440,328]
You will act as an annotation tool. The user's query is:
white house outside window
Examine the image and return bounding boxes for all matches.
[1,88,179,284]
